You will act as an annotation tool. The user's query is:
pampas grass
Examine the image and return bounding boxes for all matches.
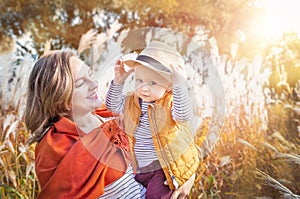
[190,34,300,198]
[0,28,299,198]
[0,47,38,198]
[256,169,300,199]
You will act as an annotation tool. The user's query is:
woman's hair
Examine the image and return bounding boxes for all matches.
[24,49,77,144]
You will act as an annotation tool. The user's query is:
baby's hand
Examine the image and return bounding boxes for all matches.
[170,64,188,86]
[113,60,134,85]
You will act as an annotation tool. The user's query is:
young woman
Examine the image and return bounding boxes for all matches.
[24,49,146,199]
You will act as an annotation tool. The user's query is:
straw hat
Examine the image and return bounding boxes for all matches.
[122,41,184,83]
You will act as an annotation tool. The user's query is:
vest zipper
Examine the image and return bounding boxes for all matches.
[149,104,179,189]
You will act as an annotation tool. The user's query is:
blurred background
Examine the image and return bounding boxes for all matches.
[0,0,299,198]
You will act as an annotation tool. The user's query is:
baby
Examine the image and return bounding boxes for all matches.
[106,41,199,198]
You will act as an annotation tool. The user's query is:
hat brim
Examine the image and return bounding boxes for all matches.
[122,59,172,83]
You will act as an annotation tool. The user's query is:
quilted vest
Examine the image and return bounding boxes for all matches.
[124,91,199,189]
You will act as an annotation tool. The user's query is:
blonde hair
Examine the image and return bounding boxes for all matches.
[24,49,76,144]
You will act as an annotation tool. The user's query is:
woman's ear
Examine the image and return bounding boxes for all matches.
[167,83,172,92]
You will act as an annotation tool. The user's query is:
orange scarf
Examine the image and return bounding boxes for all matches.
[35,108,129,199]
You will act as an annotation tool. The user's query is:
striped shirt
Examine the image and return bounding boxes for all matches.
[98,165,146,199]
[106,81,193,168]
[134,101,158,167]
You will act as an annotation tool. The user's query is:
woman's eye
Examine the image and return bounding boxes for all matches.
[149,81,157,86]
[75,80,85,88]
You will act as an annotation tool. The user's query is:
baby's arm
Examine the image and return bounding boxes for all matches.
[105,59,133,114]
[171,64,193,122]
[172,84,193,122]
[105,82,125,114]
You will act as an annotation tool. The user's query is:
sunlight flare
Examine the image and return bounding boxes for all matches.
[255,0,300,39]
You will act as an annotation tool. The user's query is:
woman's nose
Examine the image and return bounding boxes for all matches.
[88,78,99,91]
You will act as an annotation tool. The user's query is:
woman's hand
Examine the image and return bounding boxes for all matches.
[77,29,98,54]
[165,174,195,199]
[113,60,134,85]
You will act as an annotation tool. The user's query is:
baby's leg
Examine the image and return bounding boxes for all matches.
[145,169,173,199]
[135,171,153,188]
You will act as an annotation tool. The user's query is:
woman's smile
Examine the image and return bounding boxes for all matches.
[88,92,99,100]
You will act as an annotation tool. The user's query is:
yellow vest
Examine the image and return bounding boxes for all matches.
[124,91,199,189]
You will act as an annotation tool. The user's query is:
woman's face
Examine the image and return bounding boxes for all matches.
[70,56,102,116]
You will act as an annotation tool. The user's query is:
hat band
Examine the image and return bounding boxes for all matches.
[136,55,171,73]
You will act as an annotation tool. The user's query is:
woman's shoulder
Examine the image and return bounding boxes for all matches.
[94,104,114,118]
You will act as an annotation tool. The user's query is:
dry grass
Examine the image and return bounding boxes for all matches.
[190,39,300,199]
[0,35,299,198]
[0,52,38,198]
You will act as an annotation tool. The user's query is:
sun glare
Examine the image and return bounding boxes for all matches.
[252,0,300,40]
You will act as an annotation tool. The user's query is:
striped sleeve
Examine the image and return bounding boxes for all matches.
[97,165,146,199]
[105,81,125,114]
[172,84,193,122]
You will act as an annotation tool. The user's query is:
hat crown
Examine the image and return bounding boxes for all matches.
[122,41,184,83]
[139,41,184,72]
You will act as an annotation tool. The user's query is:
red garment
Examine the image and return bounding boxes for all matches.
[35,108,130,199]
[94,105,114,118]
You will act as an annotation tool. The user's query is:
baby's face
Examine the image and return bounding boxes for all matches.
[134,65,170,102]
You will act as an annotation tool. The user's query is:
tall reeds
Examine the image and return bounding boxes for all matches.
[191,37,300,198]
[0,32,299,198]
[0,51,38,198]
